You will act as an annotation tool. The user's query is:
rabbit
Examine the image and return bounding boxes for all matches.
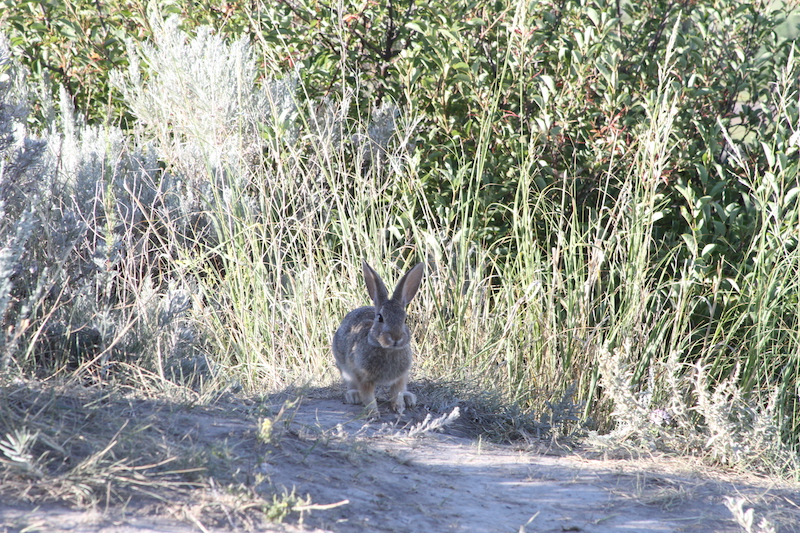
[332,260,424,416]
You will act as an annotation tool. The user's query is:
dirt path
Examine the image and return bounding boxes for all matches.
[1,388,798,532]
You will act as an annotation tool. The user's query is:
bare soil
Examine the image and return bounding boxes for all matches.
[1,386,798,533]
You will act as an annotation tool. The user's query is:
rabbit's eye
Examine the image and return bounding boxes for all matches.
[377,313,384,323]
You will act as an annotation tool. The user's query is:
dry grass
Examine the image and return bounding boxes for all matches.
[0,380,278,527]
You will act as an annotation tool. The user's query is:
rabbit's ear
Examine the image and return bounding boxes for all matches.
[393,263,424,307]
[363,261,389,306]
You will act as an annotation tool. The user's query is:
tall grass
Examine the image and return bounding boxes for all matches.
[175,13,796,476]
[2,11,799,480]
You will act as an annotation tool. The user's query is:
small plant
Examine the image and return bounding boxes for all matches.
[725,497,778,533]
[264,487,310,523]
[0,429,42,478]
[542,383,585,438]
[407,406,460,437]
[257,398,301,445]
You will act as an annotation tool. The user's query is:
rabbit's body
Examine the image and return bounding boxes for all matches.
[332,261,424,416]
[333,307,412,382]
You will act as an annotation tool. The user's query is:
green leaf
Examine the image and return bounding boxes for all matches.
[681,233,698,257]
[586,7,600,27]
[405,22,425,34]
[761,141,775,168]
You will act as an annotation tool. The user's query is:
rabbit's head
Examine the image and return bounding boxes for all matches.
[363,261,424,349]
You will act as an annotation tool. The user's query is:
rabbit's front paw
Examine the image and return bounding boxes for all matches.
[402,391,417,408]
[344,389,361,404]
[390,397,405,416]
[391,391,415,414]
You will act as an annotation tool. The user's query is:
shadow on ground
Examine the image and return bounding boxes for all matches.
[1,382,798,532]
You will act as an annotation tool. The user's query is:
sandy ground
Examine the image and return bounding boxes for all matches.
[1,387,798,533]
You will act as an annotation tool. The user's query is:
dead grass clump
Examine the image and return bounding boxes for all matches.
[593,339,800,480]
[411,378,579,443]
[0,381,204,507]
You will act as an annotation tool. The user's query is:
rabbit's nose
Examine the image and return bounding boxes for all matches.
[385,333,402,346]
